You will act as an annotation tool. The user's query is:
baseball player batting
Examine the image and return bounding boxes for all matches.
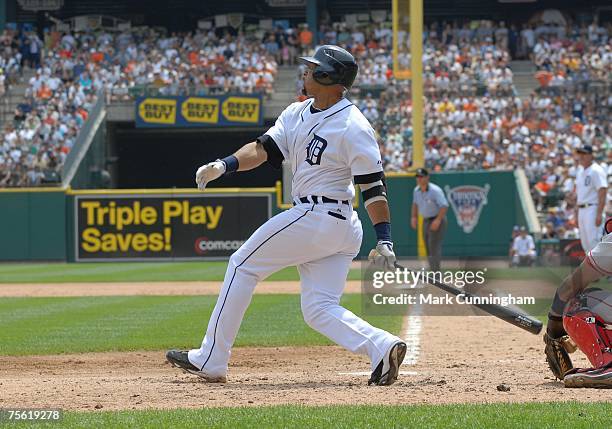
[167,45,407,386]
[544,218,612,388]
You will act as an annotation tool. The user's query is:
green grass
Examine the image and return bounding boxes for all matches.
[521,298,552,322]
[0,262,576,284]
[5,403,610,428]
[0,294,401,356]
[484,266,573,283]
[0,261,362,283]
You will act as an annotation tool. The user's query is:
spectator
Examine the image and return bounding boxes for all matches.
[511,227,537,266]
[299,24,313,54]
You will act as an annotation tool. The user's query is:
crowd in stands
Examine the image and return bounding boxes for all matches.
[530,21,611,92]
[103,27,279,101]
[307,20,534,171]
[521,86,611,238]
[302,20,515,96]
[309,19,610,241]
[0,26,103,187]
[1,15,610,247]
[0,29,27,97]
[0,24,281,187]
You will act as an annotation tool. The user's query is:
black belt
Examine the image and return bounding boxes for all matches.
[578,204,597,208]
[294,196,350,206]
[425,216,438,221]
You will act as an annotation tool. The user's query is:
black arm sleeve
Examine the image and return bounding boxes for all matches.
[354,171,384,184]
[256,134,284,169]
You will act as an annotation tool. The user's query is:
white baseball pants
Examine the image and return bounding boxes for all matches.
[188,202,400,377]
[579,206,603,253]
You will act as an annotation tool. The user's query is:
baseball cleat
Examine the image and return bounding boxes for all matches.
[165,350,227,383]
[368,341,407,386]
[563,366,612,389]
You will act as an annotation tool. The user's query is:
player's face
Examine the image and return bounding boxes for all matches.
[577,153,592,166]
[302,63,317,96]
[416,175,429,186]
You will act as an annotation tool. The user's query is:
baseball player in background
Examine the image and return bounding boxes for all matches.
[167,45,407,386]
[544,218,612,388]
[575,145,608,253]
[510,226,536,267]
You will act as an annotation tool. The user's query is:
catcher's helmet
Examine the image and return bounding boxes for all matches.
[299,45,358,89]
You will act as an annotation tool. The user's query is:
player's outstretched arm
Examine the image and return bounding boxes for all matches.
[366,199,391,227]
[195,142,268,190]
[232,142,269,171]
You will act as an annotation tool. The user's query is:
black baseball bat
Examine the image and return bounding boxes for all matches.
[393,262,543,335]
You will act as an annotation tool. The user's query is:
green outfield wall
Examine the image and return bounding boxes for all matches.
[0,171,525,261]
[358,170,526,258]
[0,189,68,260]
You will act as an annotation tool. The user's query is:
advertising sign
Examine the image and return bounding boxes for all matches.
[135,95,263,128]
[74,193,271,261]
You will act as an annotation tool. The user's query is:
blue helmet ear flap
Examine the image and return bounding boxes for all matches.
[313,70,334,86]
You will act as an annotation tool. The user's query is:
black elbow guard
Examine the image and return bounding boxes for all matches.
[361,184,387,206]
[256,134,284,169]
[362,185,387,201]
[355,172,388,206]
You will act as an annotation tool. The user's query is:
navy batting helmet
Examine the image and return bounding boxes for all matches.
[299,45,358,89]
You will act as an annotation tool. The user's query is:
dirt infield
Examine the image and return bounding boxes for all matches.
[0,279,555,297]
[2,278,607,411]
[0,280,322,297]
[1,315,606,411]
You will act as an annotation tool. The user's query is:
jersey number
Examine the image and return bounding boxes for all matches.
[305,134,327,166]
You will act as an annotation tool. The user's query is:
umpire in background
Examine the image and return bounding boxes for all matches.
[411,168,449,270]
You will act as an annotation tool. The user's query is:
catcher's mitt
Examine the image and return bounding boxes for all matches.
[543,332,575,380]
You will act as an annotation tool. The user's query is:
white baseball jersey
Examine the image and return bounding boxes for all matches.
[187,96,401,380]
[576,163,607,205]
[512,234,536,256]
[264,97,382,201]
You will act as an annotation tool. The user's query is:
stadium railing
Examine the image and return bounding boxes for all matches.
[107,83,270,102]
[536,79,610,95]
[61,91,106,187]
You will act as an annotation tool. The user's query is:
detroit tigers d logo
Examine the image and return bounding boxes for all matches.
[305,134,328,166]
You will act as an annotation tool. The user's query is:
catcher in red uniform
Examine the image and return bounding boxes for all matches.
[544,218,612,388]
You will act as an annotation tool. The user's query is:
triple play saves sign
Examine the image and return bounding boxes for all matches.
[73,192,271,261]
[135,95,263,127]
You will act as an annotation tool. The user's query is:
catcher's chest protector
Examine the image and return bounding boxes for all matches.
[564,289,612,368]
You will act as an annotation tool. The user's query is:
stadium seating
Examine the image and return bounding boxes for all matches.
[0,25,280,187]
[1,16,609,235]
[333,20,610,238]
